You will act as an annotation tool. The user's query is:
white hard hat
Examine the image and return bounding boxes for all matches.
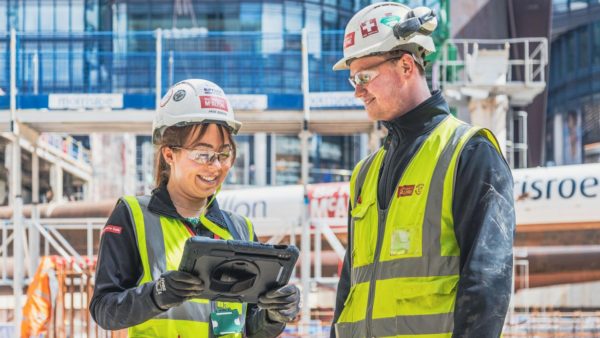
[333,2,438,71]
[153,79,242,144]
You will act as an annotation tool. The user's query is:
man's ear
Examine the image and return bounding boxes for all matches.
[399,54,414,76]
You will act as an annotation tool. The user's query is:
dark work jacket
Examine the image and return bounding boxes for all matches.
[89,184,285,337]
[332,91,515,337]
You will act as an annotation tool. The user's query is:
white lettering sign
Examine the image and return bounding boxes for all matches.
[309,92,363,108]
[228,95,268,111]
[48,94,123,110]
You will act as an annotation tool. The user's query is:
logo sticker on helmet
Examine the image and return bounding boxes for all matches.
[344,32,355,48]
[173,89,186,102]
[360,18,379,38]
[203,87,224,96]
[380,15,401,28]
[200,96,229,111]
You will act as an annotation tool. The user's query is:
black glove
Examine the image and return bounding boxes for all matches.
[258,284,300,323]
[151,271,204,311]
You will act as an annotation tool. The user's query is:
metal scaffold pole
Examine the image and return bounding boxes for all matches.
[155,28,163,109]
[10,28,24,338]
[299,27,312,336]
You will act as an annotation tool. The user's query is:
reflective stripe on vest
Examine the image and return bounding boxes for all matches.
[336,116,502,337]
[122,195,254,338]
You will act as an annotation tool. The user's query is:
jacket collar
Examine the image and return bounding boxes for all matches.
[381,90,450,148]
[147,184,227,227]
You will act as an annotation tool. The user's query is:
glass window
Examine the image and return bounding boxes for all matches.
[593,21,600,66]
[0,2,6,32]
[570,0,589,11]
[40,4,55,31]
[284,1,303,32]
[262,3,283,53]
[24,3,38,32]
[241,2,261,31]
[222,3,241,31]
[338,0,353,11]
[56,4,71,32]
[553,0,569,13]
[70,2,84,32]
[305,3,321,54]
[578,26,589,69]
[550,43,559,85]
[323,7,338,30]
[567,32,576,72]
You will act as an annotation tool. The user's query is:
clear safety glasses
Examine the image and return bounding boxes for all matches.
[348,53,407,88]
[170,146,233,166]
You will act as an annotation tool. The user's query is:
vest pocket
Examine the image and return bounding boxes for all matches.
[351,199,376,267]
[338,283,370,325]
[394,276,458,316]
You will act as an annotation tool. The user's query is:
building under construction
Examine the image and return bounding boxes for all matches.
[1,0,600,336]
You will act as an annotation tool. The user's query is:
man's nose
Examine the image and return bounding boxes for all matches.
[354,84,367,98]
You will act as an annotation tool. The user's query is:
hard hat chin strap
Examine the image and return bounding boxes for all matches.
[393,9,436,40]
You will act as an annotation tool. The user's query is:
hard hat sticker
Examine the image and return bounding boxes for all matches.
[380,15,401,28]
[344,32,355,48]
[360,18,379,38]
[173,89,186,102]
[203,87,225,96]
[200,96,229,111]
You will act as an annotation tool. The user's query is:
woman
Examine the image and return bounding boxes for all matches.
[90,79,300,337]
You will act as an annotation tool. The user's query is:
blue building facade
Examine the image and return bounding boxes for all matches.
[0,0,371,108]
[0,0,448,188]
[547,0,600,165]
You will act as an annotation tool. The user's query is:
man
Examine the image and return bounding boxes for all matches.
[331,3,515,337]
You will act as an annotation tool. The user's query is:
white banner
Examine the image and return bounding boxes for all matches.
[49,94,124,110]
[309,91,363,108]
[228,95,268,111]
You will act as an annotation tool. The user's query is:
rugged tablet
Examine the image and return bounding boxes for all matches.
[178,237,299,303]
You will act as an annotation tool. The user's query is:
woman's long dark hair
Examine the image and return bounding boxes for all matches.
[154,123,237,187]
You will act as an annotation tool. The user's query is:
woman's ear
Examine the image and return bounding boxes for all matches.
[161,146,174,166]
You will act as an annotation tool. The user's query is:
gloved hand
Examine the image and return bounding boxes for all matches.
[151,270,204,311]
[258,284,300,323]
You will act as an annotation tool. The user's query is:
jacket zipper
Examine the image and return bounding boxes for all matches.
[366,128,405,337]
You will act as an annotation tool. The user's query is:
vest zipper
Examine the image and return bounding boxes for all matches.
[366,140,405,336]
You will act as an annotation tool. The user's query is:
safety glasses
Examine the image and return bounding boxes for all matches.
[170,146,233,166]
[348,53,407,88]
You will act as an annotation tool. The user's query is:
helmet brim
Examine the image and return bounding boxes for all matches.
[332,57,350,71]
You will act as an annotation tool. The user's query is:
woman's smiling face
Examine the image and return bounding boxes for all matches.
[164,123,234,202]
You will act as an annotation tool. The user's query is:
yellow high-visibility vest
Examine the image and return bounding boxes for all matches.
[335,116,501,337]
[122,196,254,338]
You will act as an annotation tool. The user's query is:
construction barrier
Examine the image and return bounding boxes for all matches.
[20,255,126,338]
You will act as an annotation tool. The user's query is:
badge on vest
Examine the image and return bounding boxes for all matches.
[391,229,411,255]
[211,309,243,336]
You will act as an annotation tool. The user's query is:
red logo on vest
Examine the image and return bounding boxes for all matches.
[360,18,379,38]
[102,225,122,235]
[397,185,415,197]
